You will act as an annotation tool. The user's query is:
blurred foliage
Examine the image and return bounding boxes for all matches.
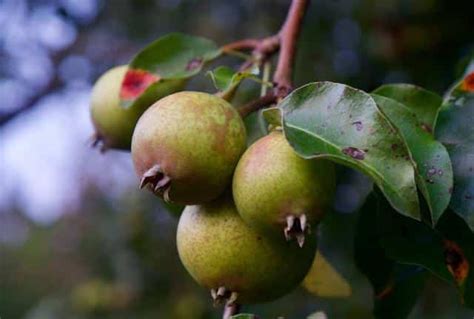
[0,0,473,318]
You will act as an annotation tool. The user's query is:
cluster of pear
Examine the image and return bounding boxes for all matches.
[90,66,336,306]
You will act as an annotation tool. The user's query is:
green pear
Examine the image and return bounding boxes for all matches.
[90,65,184,151]
[233,130,335,246]
[176,196,317,305]
[132,91,247,205]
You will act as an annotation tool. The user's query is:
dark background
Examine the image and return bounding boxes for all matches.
[0,0,473,318]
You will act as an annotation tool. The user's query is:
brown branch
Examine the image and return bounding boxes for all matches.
[222,39,260,53]
[238,93,277,118]
[273,0,309,97]
[222,0,310,118]
[222,303,241,319]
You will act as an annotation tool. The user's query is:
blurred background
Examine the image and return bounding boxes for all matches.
[0,0,473,318]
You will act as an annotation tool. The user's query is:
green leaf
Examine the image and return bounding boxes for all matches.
[280,82,420,219]
[360,190,474,309]
[354,192,427,319]
[371,94,453,225]
[373,191,452,282]
[208,66,258,92]
[373,84,443,131]
[437,210,474,306]
[373,265,428,319]
[436,72,474,230]
[207,66,259,100]
[120,33,220,108]
[130,33,220,79]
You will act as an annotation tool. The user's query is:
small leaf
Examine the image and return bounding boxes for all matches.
[372,94,453,225]
[373,84,443,131]
[302,250,352,298]
[120,33,220,108]
[207,66,259,100]
[280,82,419,219]
[208,66,258,91]
[436,72,474,229]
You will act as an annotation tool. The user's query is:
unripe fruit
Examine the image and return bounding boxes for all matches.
[132,91,247,205]
[177,196,317,305]
[233,130,336,246]
[90,65,183,151]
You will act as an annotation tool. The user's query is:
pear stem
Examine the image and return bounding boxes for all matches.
[237,94,277,118]
[222,303,241,319]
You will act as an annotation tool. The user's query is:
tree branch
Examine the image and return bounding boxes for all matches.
[273,0,309,97]
[237,93,277,118]
[221,39,260,53]
[222,303,241,319]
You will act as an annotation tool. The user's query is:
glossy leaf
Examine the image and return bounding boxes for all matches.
[120,33,220,108]
[302,250,352,298]
[361,190,474,309]
[373,84,442,131]
[383,210,474,308]
[354,192,427,319]
[208,66,258,92]
[436,72,474,229]
[372,94,453,224]
[280,82,419,219]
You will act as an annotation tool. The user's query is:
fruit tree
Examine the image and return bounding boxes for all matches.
[89,0,474,318]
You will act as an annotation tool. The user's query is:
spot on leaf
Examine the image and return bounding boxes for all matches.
[376,282,394,300]
[444,240,469,285]
[342,147,366,160]
[420,123,433,133]
[121,69,160,100]
[351,121,364,131]
[186,57,203,71]
[461,72,474,92]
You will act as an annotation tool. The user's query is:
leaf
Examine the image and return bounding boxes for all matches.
[207,66,259,100]
[382,209,474,308]
[436,210,474,305]
[373,264,428,319]
[120,33,220,108]
[354,192,427,319]
[280,82,420,219]
[302,250,352,298]
[373,84,443,131]
[208,66,259,92]
[360,190,474,309]
[373,191,452,282]
[436,72,474,229]
[371,94,453,225]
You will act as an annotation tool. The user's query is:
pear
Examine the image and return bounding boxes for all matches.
[176,196,317,305]
[233,131,335,246]
[90,65,183,151]
[132,91,247,205]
